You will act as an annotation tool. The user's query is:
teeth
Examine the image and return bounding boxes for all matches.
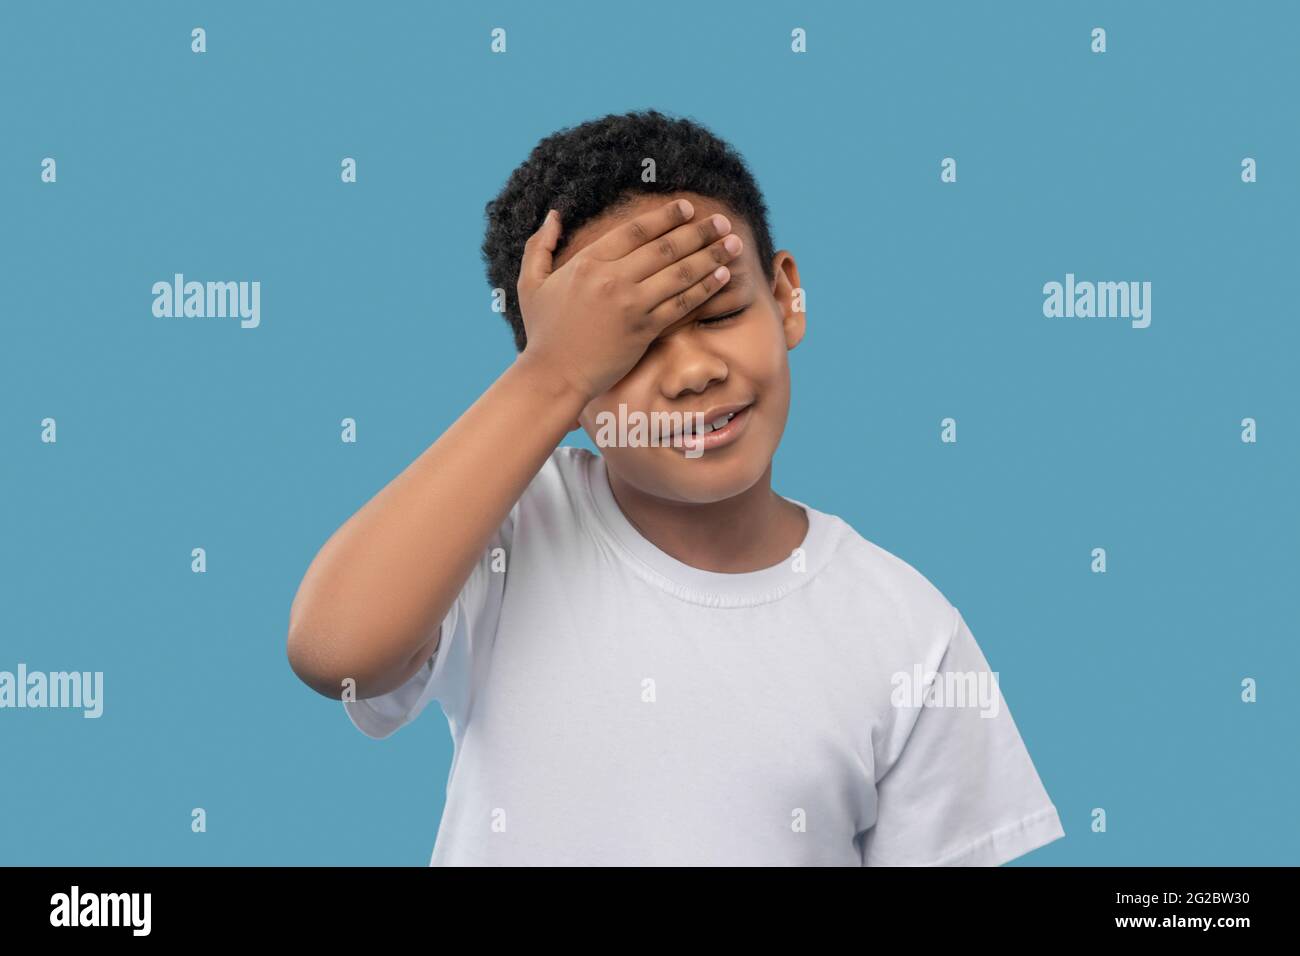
[680,410,739,440]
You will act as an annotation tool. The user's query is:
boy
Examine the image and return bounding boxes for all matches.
[287,109,1065,866]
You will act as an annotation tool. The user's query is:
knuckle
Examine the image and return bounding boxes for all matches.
[614,287,638,315]
[655,235,677,261]
[595,273,620,298]
[627,221,648,245]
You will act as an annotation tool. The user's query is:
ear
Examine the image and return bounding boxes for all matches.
[770,251,806,350]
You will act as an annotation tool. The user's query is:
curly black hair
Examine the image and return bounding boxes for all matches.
[481,109,776,352]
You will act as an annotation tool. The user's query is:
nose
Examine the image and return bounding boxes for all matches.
[655,331,728,398]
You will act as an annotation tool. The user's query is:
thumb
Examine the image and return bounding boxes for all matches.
[519,209,563,292]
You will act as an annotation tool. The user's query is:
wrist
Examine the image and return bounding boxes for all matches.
[511,351,594,412]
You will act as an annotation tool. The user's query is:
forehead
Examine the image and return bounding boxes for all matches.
[552,192,758,276]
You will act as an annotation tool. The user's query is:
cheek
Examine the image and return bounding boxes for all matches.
[733,321,790,389]
[578,383,640,439]
[579,382,628,425]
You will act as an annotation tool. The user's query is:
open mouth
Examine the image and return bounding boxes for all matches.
[681,408,743,438]
[666,402,754,451]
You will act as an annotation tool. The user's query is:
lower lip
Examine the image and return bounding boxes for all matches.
[675,405,752,455]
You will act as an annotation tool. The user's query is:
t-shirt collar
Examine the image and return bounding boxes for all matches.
[582,452,842,607]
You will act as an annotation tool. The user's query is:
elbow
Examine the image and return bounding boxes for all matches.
[286,624,350,700]
[286,607,436,702]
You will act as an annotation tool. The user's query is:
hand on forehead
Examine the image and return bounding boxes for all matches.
[555,193,754,268]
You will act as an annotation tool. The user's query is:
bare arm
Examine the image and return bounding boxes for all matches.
[286,199,741,701]
[286,355,586,700]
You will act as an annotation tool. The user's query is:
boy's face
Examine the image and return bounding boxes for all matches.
[551,191,806,505]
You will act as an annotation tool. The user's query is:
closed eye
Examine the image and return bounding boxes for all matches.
[698,309,743,327]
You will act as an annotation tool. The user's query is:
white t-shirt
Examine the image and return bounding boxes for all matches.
[344,446,1065,866]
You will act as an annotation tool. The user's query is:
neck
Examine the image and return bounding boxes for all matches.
[604,460,808,573]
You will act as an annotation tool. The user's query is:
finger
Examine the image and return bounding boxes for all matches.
[620,211,734,284]
[641,233,744,324]
[645,257,736,334]
[582,198,695,263]
[518,209,563,292]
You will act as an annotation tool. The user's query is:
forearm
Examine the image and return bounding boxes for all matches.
[287,353,587,699]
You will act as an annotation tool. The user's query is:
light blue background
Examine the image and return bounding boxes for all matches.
[2,0,1295,865]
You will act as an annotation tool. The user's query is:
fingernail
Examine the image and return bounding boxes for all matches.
[677,199,694,218]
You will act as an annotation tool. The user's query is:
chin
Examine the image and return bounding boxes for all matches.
[633,446,772,505]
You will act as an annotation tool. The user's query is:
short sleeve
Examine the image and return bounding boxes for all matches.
[861,608,1065,866]
[343,507,514,740]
